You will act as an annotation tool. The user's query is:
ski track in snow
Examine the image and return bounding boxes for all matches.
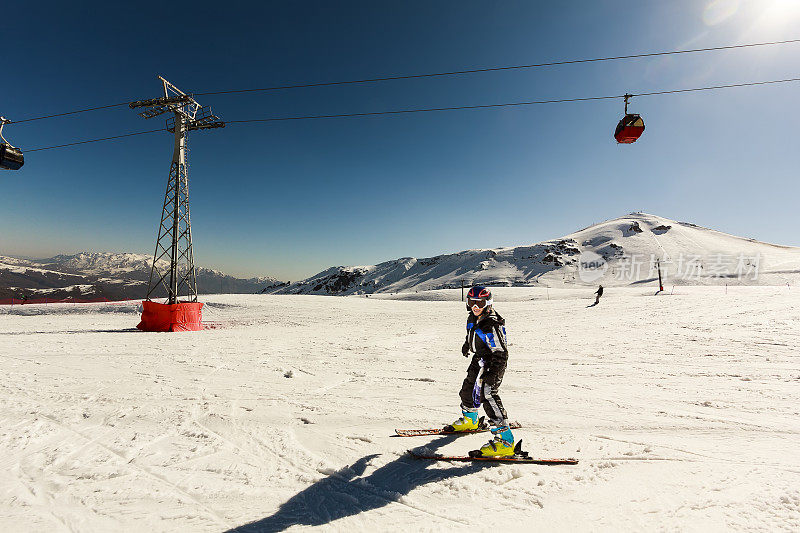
[1,287,799,532]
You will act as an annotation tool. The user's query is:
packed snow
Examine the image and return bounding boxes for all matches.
[1,287,799,531]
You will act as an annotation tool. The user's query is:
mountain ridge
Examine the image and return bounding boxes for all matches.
[265,213,800,295]
[0,252,283,300]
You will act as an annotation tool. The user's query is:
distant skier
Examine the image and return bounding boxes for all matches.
[594,285,603,305]
[447,286,514,457]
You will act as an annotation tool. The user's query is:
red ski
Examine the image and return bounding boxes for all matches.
[395,419,521,437]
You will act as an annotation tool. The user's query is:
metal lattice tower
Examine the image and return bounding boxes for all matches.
[130,76,225,304]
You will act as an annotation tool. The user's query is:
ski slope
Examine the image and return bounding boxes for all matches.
[1,287,799,531]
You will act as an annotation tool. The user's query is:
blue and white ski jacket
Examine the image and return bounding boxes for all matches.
[463,309,508,361]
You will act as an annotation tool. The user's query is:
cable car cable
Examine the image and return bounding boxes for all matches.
[7,37,800,126]
[25,129,165,152]
[25,94,625,151]
[226,94,622,124]
[194,38,800,97]
[225,75,800,124]
[630,76,800,97]
[9,102,132,125]
[22,75,800,153]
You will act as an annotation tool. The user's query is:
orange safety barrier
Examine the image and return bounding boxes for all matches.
[137,300,203,332]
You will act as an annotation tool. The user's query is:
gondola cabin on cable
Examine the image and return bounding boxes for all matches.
[0,117,24,170]
[0,145,24,170]
[614,94,645,144]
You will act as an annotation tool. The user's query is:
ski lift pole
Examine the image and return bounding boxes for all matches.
[130,76,224,304]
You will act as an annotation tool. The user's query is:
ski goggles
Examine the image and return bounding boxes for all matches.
[467,297,490,309]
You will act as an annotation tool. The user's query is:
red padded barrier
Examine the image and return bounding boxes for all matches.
[137,300,203,332]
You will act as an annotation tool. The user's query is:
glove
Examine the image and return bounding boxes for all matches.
[461,341,469,357]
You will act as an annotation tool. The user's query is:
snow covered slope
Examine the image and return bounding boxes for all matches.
[1,288,798,531]
[270,213,800,295]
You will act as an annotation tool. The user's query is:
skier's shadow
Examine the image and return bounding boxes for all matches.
[227,435,491,532]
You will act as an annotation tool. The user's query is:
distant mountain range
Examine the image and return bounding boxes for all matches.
[266,213,800,295]
[5,213,798,301]
[0,252,284,301]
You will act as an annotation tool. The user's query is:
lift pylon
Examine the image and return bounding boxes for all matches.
[131,76,224,331]
[130,76,224,304]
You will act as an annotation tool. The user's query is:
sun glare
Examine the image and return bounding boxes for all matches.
[704,0,800,28]
[754,0,800,29]
[764,0,800,16]
[703,0,739,25]
[754,0,800,30]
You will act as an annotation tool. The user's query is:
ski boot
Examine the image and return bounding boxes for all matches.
[444,408,481,432]
[472,425,515,457]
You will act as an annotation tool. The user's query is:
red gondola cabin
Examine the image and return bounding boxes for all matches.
[614,113,645,144]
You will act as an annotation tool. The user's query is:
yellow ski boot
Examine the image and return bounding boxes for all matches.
[445,409,481,432]
[475,425,515,457]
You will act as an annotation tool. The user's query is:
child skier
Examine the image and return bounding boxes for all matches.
[447,286,514,457]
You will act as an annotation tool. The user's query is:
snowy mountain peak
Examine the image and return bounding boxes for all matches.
[43,252,157,274]
[0,252,282,300]
[269,213,800,295]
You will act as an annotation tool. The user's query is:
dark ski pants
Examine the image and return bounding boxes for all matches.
[459,354,508,427]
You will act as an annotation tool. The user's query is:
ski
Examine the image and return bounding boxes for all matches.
[408,451,578,464]
[395,419,521,437]
[408,441,578,465]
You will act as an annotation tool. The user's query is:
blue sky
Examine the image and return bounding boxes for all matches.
[3,0,799,279]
